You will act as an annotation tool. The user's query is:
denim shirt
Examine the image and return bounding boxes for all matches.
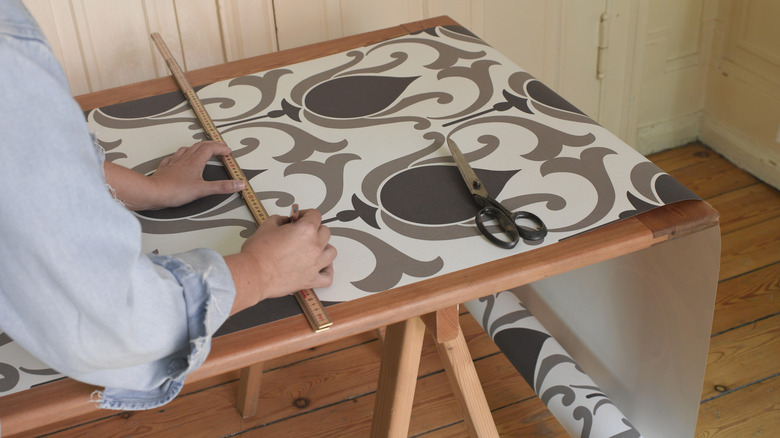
[0,0,236,413]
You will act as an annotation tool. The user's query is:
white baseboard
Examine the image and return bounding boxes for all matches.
[636,112,702,156]
[700,114,780,190]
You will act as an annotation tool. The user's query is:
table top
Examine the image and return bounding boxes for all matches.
[0,16,718,435]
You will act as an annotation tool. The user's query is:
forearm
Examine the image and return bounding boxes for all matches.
[104,161,165,211]
[104,142,245,211]
[224,252,270,316]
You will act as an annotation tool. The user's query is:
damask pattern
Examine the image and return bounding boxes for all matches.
[85,25,697,306]
[2,26,697,434]
[465,293,642,437]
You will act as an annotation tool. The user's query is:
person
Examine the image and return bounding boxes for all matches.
[0,0,336,410]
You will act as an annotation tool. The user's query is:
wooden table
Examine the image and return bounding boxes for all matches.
[0,16,720,437]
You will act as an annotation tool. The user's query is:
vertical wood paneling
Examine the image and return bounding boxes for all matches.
[323,0,344,40]
[143,0,182,78]
[338,0,423,36]
[274,0,330,50]
[274,0,425,51]
[542,0,565,88]
[217,0,277,62]
[174,0,224,70]
[274,0,332,50]
[71,0,159,91]
[22,0,276,93]
[23,0,92,95]
[424,0,476,31]
[480,0,551,81]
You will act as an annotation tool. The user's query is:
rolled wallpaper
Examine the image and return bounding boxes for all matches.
[465,292,642,438]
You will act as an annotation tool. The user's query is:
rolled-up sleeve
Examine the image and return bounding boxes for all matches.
[0,0,236,410]
[96,250,236,410]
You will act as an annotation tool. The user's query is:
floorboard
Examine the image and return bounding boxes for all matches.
[700,315,780,401]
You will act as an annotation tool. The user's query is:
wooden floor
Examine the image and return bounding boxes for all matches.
[34,142,779,437]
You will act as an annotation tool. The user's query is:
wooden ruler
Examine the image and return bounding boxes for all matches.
[151,33,332,332]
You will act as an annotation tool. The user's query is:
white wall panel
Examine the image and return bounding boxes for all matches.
[722,0,780,92]
[701,0,780,189]
[144,0,184,79]
[218,0,277,61]
[174,0,225,70]
[22,0,277,94]
[23,0,92,95]
[274,0,424,50]
[338,0,423,36]
[480,0,550,80]
[273,0,334,50]
[636,0,709,154]
[424,0,478,31]
[71,0,159,91]
[663,0,703,70]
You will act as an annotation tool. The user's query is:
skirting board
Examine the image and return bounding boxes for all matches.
[637,111,779,190]
[700,113,780,190]
[635,111,701,156]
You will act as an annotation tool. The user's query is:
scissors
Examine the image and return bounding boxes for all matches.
[447,138,547,249]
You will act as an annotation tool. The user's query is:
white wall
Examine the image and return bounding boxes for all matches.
[634,0,779,188]
[22,0,278,95]
[700,0,780,189]
[634,0,709,155]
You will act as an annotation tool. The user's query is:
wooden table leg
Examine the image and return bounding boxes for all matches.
[236,362,264,418]
[420,305,460,342]
[370,316,427,438]
[424,306,498,438]
[435,326,499,437]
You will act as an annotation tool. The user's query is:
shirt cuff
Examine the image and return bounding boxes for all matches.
[98,248,236,410]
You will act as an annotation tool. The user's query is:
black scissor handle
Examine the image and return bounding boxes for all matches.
[511,210,547,241]
[474,199,548,249]
[475,206,521,249]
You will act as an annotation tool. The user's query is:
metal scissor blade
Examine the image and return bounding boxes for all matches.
[447,138,489,197]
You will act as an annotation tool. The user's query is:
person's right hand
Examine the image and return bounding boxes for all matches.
[224,209,336,315]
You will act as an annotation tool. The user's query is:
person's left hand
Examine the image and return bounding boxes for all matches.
[148,141,246,208]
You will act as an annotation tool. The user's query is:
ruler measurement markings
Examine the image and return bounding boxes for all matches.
[151,33,332,332]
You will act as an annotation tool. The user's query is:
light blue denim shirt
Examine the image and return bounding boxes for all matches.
[0,0,236,412]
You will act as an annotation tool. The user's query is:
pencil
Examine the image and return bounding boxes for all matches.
[290,203,300,222]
